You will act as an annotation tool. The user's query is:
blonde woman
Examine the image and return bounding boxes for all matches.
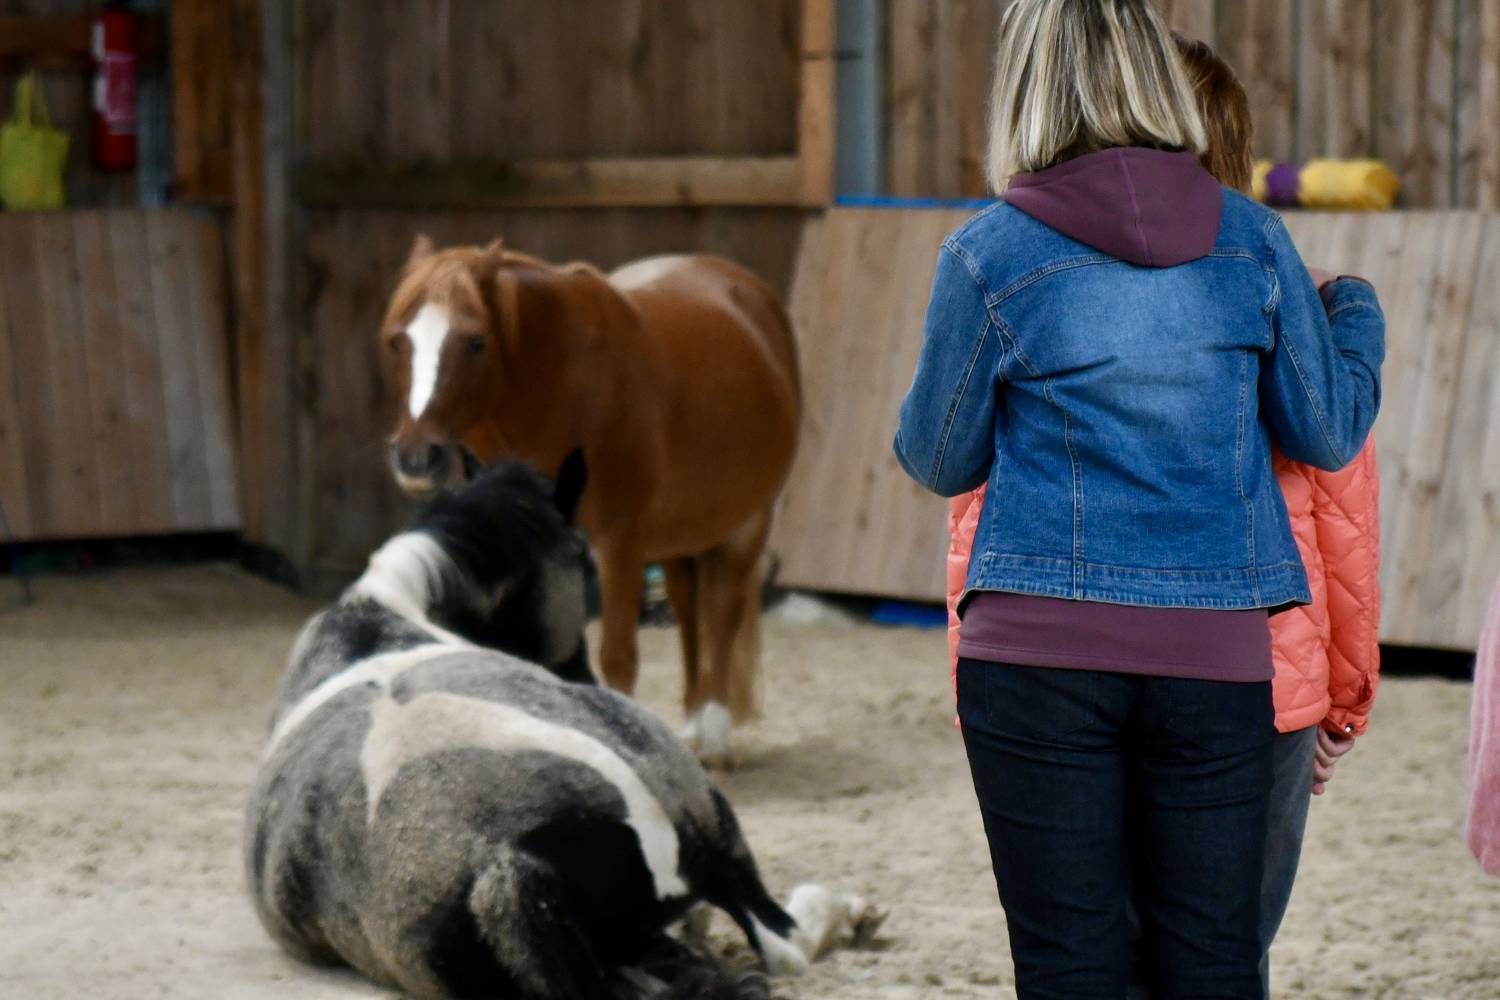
[894,1,1385,996]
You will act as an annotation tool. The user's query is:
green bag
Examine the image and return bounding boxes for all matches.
[0,73,69,211]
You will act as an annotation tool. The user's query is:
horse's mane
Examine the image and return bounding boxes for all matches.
[413,461,570,593]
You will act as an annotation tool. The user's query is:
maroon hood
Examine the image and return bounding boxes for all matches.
[1004,147,1222,267]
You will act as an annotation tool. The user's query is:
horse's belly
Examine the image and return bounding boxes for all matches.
[619,259,800,553]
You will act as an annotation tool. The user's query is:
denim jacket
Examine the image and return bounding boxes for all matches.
[894,167,1385,611]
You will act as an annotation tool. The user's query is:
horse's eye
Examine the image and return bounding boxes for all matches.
[466,335,485,354]
[386,335,402,354]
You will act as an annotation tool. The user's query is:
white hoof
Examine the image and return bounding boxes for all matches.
[785,883,888,961]
[694,702,734,769]
[680,711,703,752]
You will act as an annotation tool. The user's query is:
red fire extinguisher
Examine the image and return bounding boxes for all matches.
[91,6,138,172]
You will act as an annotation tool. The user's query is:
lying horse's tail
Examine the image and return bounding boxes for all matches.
[449,847,778,1000]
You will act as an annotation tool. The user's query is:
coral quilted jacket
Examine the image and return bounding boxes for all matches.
[946,439,1380,735]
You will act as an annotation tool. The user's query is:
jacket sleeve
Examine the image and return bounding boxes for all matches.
[1313,437,1381,735]
[1260,217,1385,472]
[894,243,1003,497]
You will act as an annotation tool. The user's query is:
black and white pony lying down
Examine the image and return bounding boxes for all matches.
[245,455,881,999]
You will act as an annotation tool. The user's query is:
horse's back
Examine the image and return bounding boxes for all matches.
[609,254,799,396]
[606,255,801,538]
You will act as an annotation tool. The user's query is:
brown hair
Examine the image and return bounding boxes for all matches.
[1173,35,1253,192]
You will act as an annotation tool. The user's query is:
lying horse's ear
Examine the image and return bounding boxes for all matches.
[553,449,588,524]
[458,445,485,485]
[407,234,436,266]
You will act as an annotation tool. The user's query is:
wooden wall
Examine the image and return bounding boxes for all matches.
[887,0,1500,209]
[291,0,813,581]
[0,210,240,541]
[771,207,1500,652]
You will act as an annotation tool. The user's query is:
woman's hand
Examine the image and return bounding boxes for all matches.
[1306,266,1337,290]
[1311,727,1357,795]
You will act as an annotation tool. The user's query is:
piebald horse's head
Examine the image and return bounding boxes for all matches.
[380,235,621,497]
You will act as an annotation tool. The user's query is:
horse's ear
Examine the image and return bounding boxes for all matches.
[458,445,485,485]
[482,237,505,257]
[553,449,588,524]
[407,234,436,266]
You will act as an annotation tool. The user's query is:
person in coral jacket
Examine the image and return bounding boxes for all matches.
[943,35,1380,998]
[1470,573,1500,877]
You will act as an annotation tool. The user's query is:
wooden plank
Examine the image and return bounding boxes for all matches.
[957,0,1004,196]
[797,0,836,203]
[179,215,241,528]
[297,156,808,209]
[1374,0,1457,207]
[1379,214,1485,642]
[383,0,451,162]
[145,211,214,528]
[1458,0,1500,208]
[0,14,165,68]
[1161,0,1217,41]
[856,211,966,594]
[106,211,175,534]
[71,211,140,535]
[1425,216,1500,643]
[171,0,233,201]
[1295,0,1375,160]
[31,213,105,536]
[0,239,32,540]
[770,208,973,599]
[1215,0,1297,162]
[886,0,939,197]
[0,218,51,537]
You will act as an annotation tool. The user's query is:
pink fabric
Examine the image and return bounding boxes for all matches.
[1469,573,1500,876]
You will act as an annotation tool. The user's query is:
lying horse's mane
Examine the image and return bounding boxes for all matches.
[413,461,570,594]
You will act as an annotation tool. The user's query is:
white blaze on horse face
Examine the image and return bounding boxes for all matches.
[360,689,690,901]
[405,302,451,419]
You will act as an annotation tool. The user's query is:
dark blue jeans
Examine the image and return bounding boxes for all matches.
[957,659,1276,1000]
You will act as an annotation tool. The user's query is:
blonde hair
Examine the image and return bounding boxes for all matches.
[985,0,1209,192]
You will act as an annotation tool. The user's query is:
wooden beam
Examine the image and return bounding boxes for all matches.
[797,0,836,205]
[227,0,301,578]
[0,15,165,69]
[296,156,808,209]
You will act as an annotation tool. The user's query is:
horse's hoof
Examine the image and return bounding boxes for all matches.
[699,752,737,772]
[845,896,889,948]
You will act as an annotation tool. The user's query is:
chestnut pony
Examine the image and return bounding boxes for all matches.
[380,238,801,764]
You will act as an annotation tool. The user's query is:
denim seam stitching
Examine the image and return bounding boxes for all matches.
[1265,217,1344,463]
[991,256,1117,304]
[926,316,993,491]
[1234,351,1261,603]
[1040,376,1084,597]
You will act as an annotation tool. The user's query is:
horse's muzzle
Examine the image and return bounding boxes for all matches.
[389,440,451,495]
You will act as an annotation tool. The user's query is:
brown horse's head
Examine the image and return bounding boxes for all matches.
[379,235,513,495]
[380,234,622,497]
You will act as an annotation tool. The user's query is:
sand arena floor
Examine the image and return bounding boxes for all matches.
[2,564,1498,999]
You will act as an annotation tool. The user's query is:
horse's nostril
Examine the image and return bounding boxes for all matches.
[426,444,446,470]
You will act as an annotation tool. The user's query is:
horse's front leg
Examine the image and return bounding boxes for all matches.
[595,541,645,695]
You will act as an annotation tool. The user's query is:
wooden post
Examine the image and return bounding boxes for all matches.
[227,0,301,579]
[797,0,836,205]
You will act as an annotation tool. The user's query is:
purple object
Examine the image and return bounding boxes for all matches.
[1004,147,1223,268]
[1263,163,1301,206]
[956,591,1273,683]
